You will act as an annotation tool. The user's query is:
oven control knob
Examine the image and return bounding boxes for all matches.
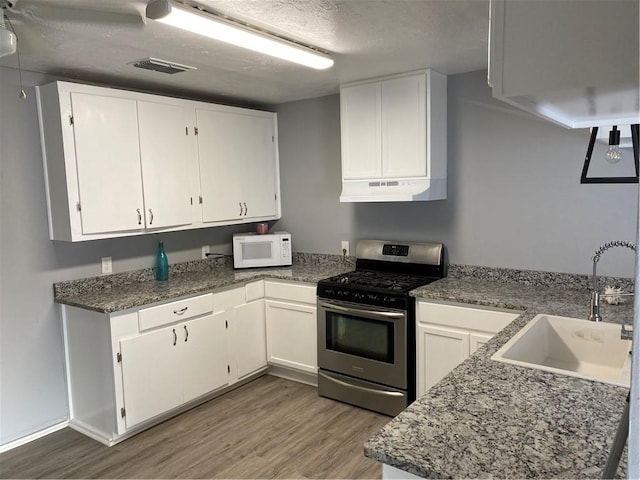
[383,296,392,306]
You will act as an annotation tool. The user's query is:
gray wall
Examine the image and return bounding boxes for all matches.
[0,67,250,446]
[273,70,638,278]
[0,66,637,447]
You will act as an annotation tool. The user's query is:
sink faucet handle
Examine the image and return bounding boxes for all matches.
[589,291,602,322]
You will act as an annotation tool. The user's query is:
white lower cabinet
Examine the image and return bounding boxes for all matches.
[264,280,317,376]
[119,311,228,428]
[416,300,520,396]
[234,299,267,379]
[62,283,269,446]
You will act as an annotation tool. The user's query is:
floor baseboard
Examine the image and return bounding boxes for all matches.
[0,421,69,454]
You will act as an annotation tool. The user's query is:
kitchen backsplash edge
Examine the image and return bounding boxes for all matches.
[53,253,355,299]
[53,255,633,300]
[447,264,634,292]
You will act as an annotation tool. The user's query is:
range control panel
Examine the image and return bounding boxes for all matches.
[382,244,409,257]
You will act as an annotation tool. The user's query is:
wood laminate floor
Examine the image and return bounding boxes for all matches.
[0,375,391,479]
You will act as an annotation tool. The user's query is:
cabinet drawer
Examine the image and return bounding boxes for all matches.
[417,300,520,334]
[265,281,316,304]
[138,293,213,331]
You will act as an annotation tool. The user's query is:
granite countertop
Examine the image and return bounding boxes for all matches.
[56,256,633,477]
[53,253,354,313]
[365,275,633,479]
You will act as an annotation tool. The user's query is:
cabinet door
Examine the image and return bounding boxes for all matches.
[234,299,267,379]
[381,74,426,178]
[469,332,494,356]
[196,108,245,222]
[120,326,183,428]
[340,82,381,179]
[181,312,229,403]
[240,115,278,219]
[265,300,317,373]
[71,92,144,234]
[417,324,470,396]
[137,101,194,229]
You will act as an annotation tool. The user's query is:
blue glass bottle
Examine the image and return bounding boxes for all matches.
[155,241,169,281]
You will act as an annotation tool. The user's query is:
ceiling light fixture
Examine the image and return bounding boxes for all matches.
[580,124,639,184]
[604,126,623,163]
[145,0,334,70]
[0,13,16,58]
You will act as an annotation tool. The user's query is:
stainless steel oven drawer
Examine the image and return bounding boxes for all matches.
[318,370,408,417]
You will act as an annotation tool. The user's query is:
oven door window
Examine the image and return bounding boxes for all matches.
[326,312,394,363]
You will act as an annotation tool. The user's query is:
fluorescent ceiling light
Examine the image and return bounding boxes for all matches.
[146,0,334,70]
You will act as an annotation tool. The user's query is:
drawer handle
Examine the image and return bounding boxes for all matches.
[173,306,188,315]
[172,328,177,346]
[184,325,189,342]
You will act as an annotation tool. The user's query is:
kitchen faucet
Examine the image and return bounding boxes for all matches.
[589,240,636,325]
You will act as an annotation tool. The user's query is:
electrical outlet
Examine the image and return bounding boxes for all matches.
[201,245,210,259]
[101,256,112,275]
[341,240,350,256]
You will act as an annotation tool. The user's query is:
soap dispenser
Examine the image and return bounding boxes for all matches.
[155,241,169,281]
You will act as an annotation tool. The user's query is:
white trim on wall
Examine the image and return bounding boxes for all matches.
[0,421,68,453]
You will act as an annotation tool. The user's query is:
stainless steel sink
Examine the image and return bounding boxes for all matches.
[491,314,632,387]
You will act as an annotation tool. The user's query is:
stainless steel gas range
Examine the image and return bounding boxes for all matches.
[317,240,447,416]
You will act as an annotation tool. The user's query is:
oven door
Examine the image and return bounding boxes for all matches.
[317,299,407,389]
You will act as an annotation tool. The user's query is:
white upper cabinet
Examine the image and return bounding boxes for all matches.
[489,0,640,130]
[380,74,427,178]
[36,81,281,241]
[339,69,447,202]
[70,92,145,235]
[196,107,279,224]
[340,82,381,179]
[137,101,195,230]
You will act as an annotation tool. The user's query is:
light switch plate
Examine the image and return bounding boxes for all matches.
[101,256,112,275]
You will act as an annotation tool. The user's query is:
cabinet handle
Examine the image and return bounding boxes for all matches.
[239,202,243,216]
[172,328,177,346]
[243,202,248,216]
[184,325,189,342]
[149,209,154,225]
[173,306,188,315]
[136,208,142,225]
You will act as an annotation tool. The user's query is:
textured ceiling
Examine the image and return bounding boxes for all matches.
[1,0,490,106]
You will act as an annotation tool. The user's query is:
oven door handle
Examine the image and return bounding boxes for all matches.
[318,300,405,319]
[318,371,405,398]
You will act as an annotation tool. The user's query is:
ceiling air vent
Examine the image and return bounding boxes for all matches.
[132,57,196,74]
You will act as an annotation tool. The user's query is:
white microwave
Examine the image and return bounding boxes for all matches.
[232,232,292,269]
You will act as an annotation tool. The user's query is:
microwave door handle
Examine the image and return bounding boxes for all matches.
[318,300,405,320]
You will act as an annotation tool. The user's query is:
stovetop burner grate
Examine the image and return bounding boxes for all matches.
[326,270,436,292]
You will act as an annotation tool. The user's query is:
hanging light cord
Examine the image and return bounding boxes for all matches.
[4,13,26,99]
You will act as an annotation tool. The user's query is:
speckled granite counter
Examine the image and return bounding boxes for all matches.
[54,253,354,313]
[365,273,633,479]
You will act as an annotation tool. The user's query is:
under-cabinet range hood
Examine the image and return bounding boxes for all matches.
[340,177,446,202]
[338,70,448,203]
